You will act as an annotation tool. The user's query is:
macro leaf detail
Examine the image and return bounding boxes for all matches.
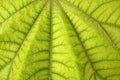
[0,0,120,80]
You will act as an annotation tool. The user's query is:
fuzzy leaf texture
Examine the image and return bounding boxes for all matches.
[0,0,120,80]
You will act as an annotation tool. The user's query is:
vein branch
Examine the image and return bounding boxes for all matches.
[5,0,48,79]
[61,0,119,52]
[56,1,104,80]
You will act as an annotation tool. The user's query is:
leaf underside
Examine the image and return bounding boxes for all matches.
[0,0,120,80]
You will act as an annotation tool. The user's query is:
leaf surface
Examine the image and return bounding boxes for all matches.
[0,0,120,80]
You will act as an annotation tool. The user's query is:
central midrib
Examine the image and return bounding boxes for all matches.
[48,0,53,80]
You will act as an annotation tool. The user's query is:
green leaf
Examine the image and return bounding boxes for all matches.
[0,0,120,80]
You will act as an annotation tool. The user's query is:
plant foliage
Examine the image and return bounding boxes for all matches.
[0,0,120,80]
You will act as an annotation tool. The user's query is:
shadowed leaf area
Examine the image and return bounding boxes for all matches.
[0,0,120,80]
